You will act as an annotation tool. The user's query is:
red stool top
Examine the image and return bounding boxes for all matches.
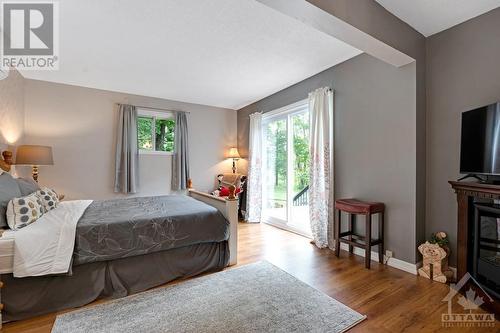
[335,198,385,214]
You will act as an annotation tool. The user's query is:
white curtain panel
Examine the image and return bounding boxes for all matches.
[245,112,263,223]
[308,87,334,248]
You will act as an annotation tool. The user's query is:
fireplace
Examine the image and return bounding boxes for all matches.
[449,181,500,314]
[473,203,500,299]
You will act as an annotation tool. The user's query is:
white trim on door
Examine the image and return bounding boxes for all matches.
[262,98,308,120]
[261,99,311,237]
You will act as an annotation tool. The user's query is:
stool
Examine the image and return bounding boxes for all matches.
[334,198,385,269]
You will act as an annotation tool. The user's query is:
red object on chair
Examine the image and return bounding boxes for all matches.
[219,187,230,196]
[219,186,240,197]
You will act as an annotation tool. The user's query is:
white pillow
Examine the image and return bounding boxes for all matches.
[6,193,45,230]
[36,187,60,212]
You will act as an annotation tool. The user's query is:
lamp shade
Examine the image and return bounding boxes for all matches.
[15,145,54,166]
[227,147,240,159]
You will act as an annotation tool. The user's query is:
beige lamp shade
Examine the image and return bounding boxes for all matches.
[227,147,240,159]
[15,145,54,165]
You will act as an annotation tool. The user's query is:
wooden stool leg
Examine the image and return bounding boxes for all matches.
[335,209,341,257]
[348,213,354,253]
[365,213,371,269]
[378,211,384,264]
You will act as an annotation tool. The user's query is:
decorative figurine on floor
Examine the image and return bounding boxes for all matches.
[418,232,453,283]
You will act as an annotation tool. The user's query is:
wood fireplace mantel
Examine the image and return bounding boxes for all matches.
[449,181,500,280]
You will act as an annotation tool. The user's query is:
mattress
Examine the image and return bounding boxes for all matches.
[0,230,15,274]
[73,195,229,265]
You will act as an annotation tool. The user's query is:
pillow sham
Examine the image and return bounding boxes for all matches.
[6,193,45,230]
[36,187,60,212]
[16,178,41,196]
[0,172,22,228]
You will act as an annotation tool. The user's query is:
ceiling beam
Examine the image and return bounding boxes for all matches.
[256,0,414,67]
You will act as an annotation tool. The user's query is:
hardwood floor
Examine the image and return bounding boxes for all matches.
[3,223,498,332]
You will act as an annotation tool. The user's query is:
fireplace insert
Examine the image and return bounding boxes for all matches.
[473,203,500,299]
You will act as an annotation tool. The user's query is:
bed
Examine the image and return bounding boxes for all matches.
[0,178,238,322]
[0,230,14,275]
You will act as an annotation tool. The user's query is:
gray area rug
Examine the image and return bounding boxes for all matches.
[52,261,365,333]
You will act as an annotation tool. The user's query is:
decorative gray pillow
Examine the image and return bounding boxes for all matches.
[6,193,45,230]
[16,178,41,196]
[0,172,22,228]
[36,187,59,212]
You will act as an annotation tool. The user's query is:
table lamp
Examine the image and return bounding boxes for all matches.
[227,147,240,174]
[15,145,54,182]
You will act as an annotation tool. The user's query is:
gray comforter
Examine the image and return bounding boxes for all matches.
[73,195,229,265]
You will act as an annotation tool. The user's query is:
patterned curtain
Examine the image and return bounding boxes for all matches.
[245,112,263,223]
[308,87,334,248]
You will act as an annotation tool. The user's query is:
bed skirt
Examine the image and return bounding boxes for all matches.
[2,241,229,322]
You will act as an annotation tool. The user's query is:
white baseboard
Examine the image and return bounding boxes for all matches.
[339,243,418,275]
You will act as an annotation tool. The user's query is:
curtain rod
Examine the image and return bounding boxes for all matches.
[118,103,190,114]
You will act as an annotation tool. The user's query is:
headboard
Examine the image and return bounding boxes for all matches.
[0,150,13,172]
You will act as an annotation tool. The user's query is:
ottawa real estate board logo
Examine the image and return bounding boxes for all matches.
[441,272,496,328]
[1,1,59,70]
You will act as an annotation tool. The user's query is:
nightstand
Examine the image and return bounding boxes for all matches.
[0,280,3,329]
[0,230,4,328]
[0,228,14,328]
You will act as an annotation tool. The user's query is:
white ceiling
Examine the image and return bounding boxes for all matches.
[375,0,500,37]
[21,0,361,110]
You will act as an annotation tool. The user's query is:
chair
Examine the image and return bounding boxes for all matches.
[212,173,247,219]
[334,198,385,269]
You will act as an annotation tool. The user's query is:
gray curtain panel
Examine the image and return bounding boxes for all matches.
[171,112,190,191]
[114,104,139,193]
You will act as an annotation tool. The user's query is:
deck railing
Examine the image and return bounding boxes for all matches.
[293,185,309,206]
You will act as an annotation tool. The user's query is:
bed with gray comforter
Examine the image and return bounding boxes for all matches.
[74,195,229,265]
[2,195,230,322]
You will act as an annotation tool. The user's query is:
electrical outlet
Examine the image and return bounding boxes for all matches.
[384,250,393,264]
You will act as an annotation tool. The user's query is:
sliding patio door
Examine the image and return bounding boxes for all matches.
[262,101,311,236]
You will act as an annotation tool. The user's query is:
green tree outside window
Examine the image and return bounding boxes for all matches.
[138,115,175,153]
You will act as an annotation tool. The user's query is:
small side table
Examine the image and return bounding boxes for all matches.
[0,280,3,328]
[0,230,4,328]
[334,198,385,269]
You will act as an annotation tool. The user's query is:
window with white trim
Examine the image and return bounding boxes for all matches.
[137,109,175,154]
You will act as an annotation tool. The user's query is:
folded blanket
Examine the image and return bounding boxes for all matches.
[13,200,92,277]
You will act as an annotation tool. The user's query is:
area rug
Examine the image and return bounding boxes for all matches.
[52,261,366,333]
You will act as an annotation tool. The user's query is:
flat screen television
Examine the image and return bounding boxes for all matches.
[460,102,500,176]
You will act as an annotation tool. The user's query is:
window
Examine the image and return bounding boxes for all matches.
[261,99,311,237]
[137,109,175,154]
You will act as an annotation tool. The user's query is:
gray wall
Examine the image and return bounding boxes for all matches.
[426,8,500,265]
[306,0,427,262]
[238,53,417,263]
[0,69,25,152]
[22,80,237,200]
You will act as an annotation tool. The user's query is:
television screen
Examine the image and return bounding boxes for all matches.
[460,102,500,175]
